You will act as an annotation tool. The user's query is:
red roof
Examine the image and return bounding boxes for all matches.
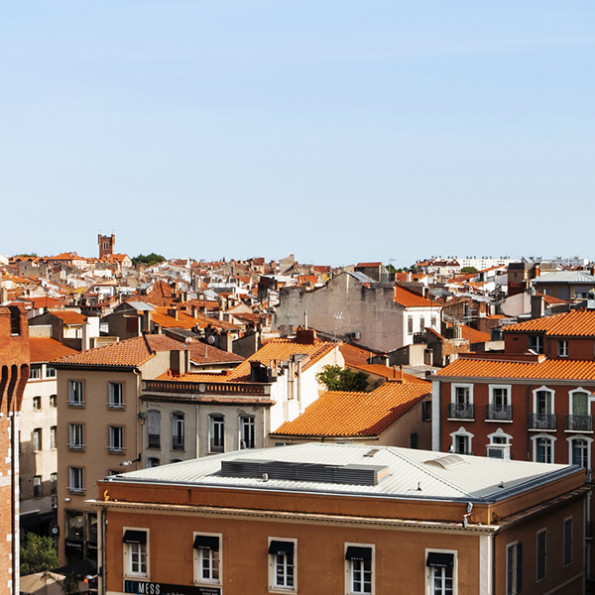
[271,381,430,437]
[394,285,441,308]
[29,338,78,362]
[503,309,595,337]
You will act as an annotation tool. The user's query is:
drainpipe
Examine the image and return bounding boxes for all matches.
[526,385,533,461]
[132,368,143,470]
[99,505,107,595]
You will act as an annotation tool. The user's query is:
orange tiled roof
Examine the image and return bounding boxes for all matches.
[445,322,491,344]
[437,356,595,382]
[49,310,87,325]
[29,338,78,362]
[56,334,186,368]
[339,343,373,366]
[394,285,441,308]
[356,262,382,268]
[271,381,430,437]
[348,363,430,384]
[503,309,595,337]
[228,338,335,381]
[188,342,244,364]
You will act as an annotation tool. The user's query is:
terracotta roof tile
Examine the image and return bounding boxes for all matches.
[437,356,595,382]
[348,363,430,384]
[394,285,441,308]
[339,343,373,366]
[56,334,186,368]
[272,381,430,437]
[49,310,87,325]
[188,342,244,364]
[503,309,595,337]
[29,338,78,362]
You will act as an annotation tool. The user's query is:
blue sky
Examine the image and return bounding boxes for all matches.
[1,1,594,267]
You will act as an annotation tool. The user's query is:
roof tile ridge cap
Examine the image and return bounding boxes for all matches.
[386,447,472,498]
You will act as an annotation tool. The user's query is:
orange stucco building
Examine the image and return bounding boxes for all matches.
[93,443,587,595]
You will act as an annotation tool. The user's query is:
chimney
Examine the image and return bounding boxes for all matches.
[295,328,316,344]
[531,295,545,319]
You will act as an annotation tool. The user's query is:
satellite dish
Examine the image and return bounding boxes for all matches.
[207,335,216,344]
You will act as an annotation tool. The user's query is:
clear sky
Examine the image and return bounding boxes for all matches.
[2,1,594,267]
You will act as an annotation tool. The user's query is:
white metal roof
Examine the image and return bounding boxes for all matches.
[106,443,578,504]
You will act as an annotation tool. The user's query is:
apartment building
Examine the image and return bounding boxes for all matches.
[20,337,77,537]
[93,443,587,595]
[53,334,190,569]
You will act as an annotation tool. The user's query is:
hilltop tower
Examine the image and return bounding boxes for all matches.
[98,234,115,258]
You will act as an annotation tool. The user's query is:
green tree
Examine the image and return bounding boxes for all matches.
[61,570,80,595]
[316,365,370,392]
[20,533,58,576]
[461,266,478,274]
[131,253,166,267]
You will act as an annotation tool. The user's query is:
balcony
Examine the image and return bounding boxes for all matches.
[485,404,513,421]
[147,434,160,449]
[565,415,593,433]
[448,403,475,420]
[528,413,557,431]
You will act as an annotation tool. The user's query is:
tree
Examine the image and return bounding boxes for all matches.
[20,533,58,576]
[461,266,478,274]
[61,571,80,595]
[131,253,166,268]
[316,365,370,392]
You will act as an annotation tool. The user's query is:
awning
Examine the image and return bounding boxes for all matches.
[193,535,219,551]
[268,541,294,556]
[345,546,372,562]
[426,552,454,568]
[122,530,147,545]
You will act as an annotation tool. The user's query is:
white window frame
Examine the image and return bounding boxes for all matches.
[345,543,374,595]
[567,435,592,469]
[569,387,591,416]
[68,380,84,406]
[506,541,522,595]
[209,414,225,453]
[68,466,84,493]
[528,335,544,354]
[532,386,555,415]
[108,382,124,408]
[487,428,512,445]
[449,426,474,455]
[558,339,569,357]
[531,434,556,463]
[123,527,149,579]
[68,423,84,450]
[488,384,511,408]
[239,415,255,449]
[32,428,42,451]
[268,537,297,592]
[425,548,457,595]
[108,426,124,453]
[193,532,222,586]
[451,384,473,405]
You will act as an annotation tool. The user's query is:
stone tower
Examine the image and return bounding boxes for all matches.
[98,234,115,258]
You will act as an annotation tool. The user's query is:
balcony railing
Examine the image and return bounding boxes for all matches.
[171,437,185,451]
[565,415,593,432]
[485,404,513,421]
[528,413,557,430]
[448,403,475,420]
[147,434,160,449]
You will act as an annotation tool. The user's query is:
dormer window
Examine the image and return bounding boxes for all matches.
[528,335,544,354]
[558,340,569,357]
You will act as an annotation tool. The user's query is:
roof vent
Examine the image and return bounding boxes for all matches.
[424,454,466,469]
[221,459,389,486]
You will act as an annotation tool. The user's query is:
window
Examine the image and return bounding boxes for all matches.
[147,457,160,468]
[426,551,455,595]
[529,335,544,354]
[407,316,414,334]
[269,539,296,591]
[50,426,57,449]
[558,340,569,357]
[194,534,221,584]
[488,385,512,420]
[210,415,225,453]
[536,530,547,581]
[240,415,255,449]
[345,545,373,594]
[449,384,474,419]
[147,410,161,449]
[30,366,41,379]
[419,316,425,332]
[563,518,573,567]
[450,427,473,455]
[9,305,21,335]
[108,382,124,408]
[68,380,84,406]
[32,428,42,451]
[33,475,42,498]
[32,396,41,410]
[49,394,57,407]
[506,542,522,595]
[123,529,148,578]
[68,467,84,493]
[50,472,57,494]
[171,413,184,450]
[422,401,432,422]
[69,424,84,450]
[570,437,590,468]
[46,366,56,378]
[533,435,555,463]
[109,426,124,453]
[535,389,553,415]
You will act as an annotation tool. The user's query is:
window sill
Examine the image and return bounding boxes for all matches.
[268,586,297,594]
[68,403,85,408]
[108,404,126,410]
[68,488,86,495]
